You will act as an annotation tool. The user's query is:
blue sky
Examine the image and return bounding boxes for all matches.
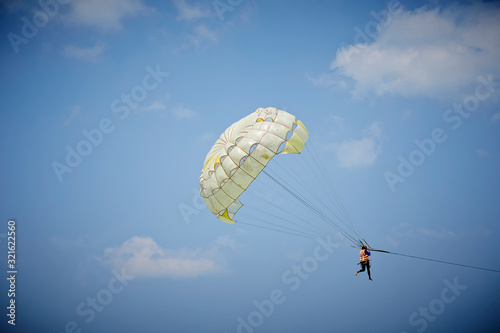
[1,0,500,332]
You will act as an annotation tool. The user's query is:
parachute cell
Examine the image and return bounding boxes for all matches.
[199,107,309,223]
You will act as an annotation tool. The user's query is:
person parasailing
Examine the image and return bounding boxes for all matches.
[356,245,372,281]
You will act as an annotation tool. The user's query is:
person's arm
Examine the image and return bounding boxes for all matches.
[366,249,371,256]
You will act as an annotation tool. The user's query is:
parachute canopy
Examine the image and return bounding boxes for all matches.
[199,107,308,223]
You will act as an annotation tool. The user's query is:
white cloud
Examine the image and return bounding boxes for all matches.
[214,235,237,249]
[332,138,379,167]
[362,121,382,138]
[138,100,166,112]
[62,40,106,62]
[175,23,219,52]
[180,24,218,50]
[100,236,233,279]
[172,103,196,119]
[174,0,211,21]
[63,0,151,31]
[327,122,383,167]
[327,2,500,100]
[193,24,217,43]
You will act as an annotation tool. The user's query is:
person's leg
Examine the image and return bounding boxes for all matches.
[367,262,372,280]
[356,262,365,275]
[359,262,366,272]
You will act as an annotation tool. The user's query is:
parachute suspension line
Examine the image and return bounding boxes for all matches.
[247,186,343,241]
[244,201,331,238]
[271,139,365,245]
[238,217,354,247]
[300,145,350,225]
[305,140,364,241]
[373,250,500,273]
[253,163,340,237]
[241,186,352,244]
[304,141,364,240]
[260,167,355,243]
[247,177,333,237]
[261,170,361,247]
[265,169,361,247]
[308,140,356,227]
[276,158,350,233]
[237,216,318,239]
[278,147,343,222]
[243,203,325,238]
[361,239,371,249]
[299,142,347,219]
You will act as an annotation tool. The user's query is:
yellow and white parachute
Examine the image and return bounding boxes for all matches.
[199,107,366,248]
[199,107,308,223]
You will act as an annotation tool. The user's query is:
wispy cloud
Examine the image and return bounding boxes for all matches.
[333,138,379,167]
[177,24,218,50]
[323,2,500,100]
[192,24,217,43]
[138,100,166,113]
[172,103,197,119]
[174,0,211,21]
[62,0,151,31]
[99,236,234,279]
[170,0,218,51]
[326,122,383,167]
[138,99,197,119]
[62,40,106,62]
[213,234,237,249]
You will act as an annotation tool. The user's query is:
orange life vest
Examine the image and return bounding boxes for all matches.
[360,249,369,262]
